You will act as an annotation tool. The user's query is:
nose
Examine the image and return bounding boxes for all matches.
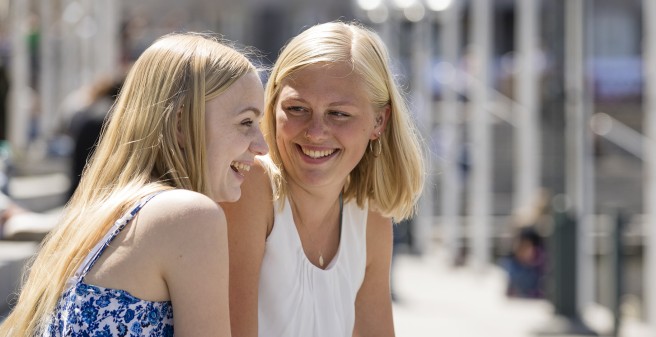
[304,115,328,141]
[250,128,268,155]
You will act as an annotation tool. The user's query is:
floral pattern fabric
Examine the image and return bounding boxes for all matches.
[43,192,174,336]
[45,283,173,337]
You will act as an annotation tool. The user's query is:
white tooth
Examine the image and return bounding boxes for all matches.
[302,147,335,158]
[231,162,251,172]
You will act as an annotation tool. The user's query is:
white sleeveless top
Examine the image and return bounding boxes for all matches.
[257,196,368,337]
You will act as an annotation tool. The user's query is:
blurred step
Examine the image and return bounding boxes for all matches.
[0,241,38,318]
[7,173,69,213]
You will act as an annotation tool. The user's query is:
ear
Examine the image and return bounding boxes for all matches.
[370,104,390,140]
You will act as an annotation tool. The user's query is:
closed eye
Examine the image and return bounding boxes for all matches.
[284,106,308,115]
[329,110,350,118]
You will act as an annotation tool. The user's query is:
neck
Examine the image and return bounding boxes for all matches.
[288,187,342,231]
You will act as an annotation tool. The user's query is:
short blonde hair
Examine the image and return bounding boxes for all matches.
[262,21,425,220]
[0,32,256,336]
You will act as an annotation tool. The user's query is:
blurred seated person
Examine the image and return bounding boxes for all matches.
[500,226,546,298]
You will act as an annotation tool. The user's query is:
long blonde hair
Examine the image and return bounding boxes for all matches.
[0,32,256,336]
[262,21,425,220]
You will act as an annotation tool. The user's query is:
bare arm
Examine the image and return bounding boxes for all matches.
[155,190,232,336]
[353,210,395,337]
[221,163,272,337]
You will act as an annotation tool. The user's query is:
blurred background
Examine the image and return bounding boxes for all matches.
[0,0,654,336]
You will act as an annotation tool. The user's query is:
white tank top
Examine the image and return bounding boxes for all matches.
[257,196,368,337]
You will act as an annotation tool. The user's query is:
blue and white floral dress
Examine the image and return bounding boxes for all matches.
[44,193,174,336]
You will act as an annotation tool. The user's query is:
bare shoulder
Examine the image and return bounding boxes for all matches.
[140,189,225,229]
[84,189,227,301]
[135,189,226,256]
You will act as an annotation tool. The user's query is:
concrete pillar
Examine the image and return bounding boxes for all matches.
[9,0,31,154]
[39,0,57,138]
[468,0,492,269]
[439,0,463,264]
[564,0,595,313]
[412,16,434,255]
[513,0,541,220]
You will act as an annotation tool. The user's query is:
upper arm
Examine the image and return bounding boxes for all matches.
[353,210,395,337]
[153,191,231,336]
[220,162,272,337]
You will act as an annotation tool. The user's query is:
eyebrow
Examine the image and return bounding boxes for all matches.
[238,106,262,117]
[328,101,357,107]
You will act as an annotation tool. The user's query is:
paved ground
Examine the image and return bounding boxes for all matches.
[391,250,653,337]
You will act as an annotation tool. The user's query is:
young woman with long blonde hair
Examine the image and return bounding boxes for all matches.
[0,32,267,336]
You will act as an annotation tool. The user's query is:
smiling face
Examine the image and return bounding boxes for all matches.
[275,62,386,192]
[205,71,268,202]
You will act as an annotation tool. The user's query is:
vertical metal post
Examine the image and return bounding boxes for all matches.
[610,209,626,337]
[79,0,93,85]
[8,0,30,154]
[39,0,56,139]
[514,0,541,218]
[439,0,463,264]
[412,15,434,255]
[61,0,80,102]
[642,0,656,333]
[468,0,492,268]
[95,0,119,76]
[564,0,595,313]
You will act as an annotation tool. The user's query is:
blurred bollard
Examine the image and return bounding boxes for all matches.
[537,200,597,335]
[610,209,627,337]
[550,208,578,318]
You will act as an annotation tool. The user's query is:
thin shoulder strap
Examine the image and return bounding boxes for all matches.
[72,192,163,283]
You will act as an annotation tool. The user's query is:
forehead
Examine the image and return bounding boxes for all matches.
[207,72,263,116]
[279,62,370,101]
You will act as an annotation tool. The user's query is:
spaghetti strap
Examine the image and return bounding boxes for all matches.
[70,192,164,285]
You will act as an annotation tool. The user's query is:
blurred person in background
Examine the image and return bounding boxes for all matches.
[501,226,546,298]
[0,32,267,336]
[222,21,425,337]
[65,75,124,199]
[0,76,125,242]
[500,189,550,299]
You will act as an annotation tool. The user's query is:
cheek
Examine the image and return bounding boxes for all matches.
[276,115,294,137]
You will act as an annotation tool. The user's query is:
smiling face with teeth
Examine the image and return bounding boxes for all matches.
[274,62,386,192]
[205,71,268,202]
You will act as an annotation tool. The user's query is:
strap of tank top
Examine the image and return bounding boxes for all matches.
[72,191,164,283]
